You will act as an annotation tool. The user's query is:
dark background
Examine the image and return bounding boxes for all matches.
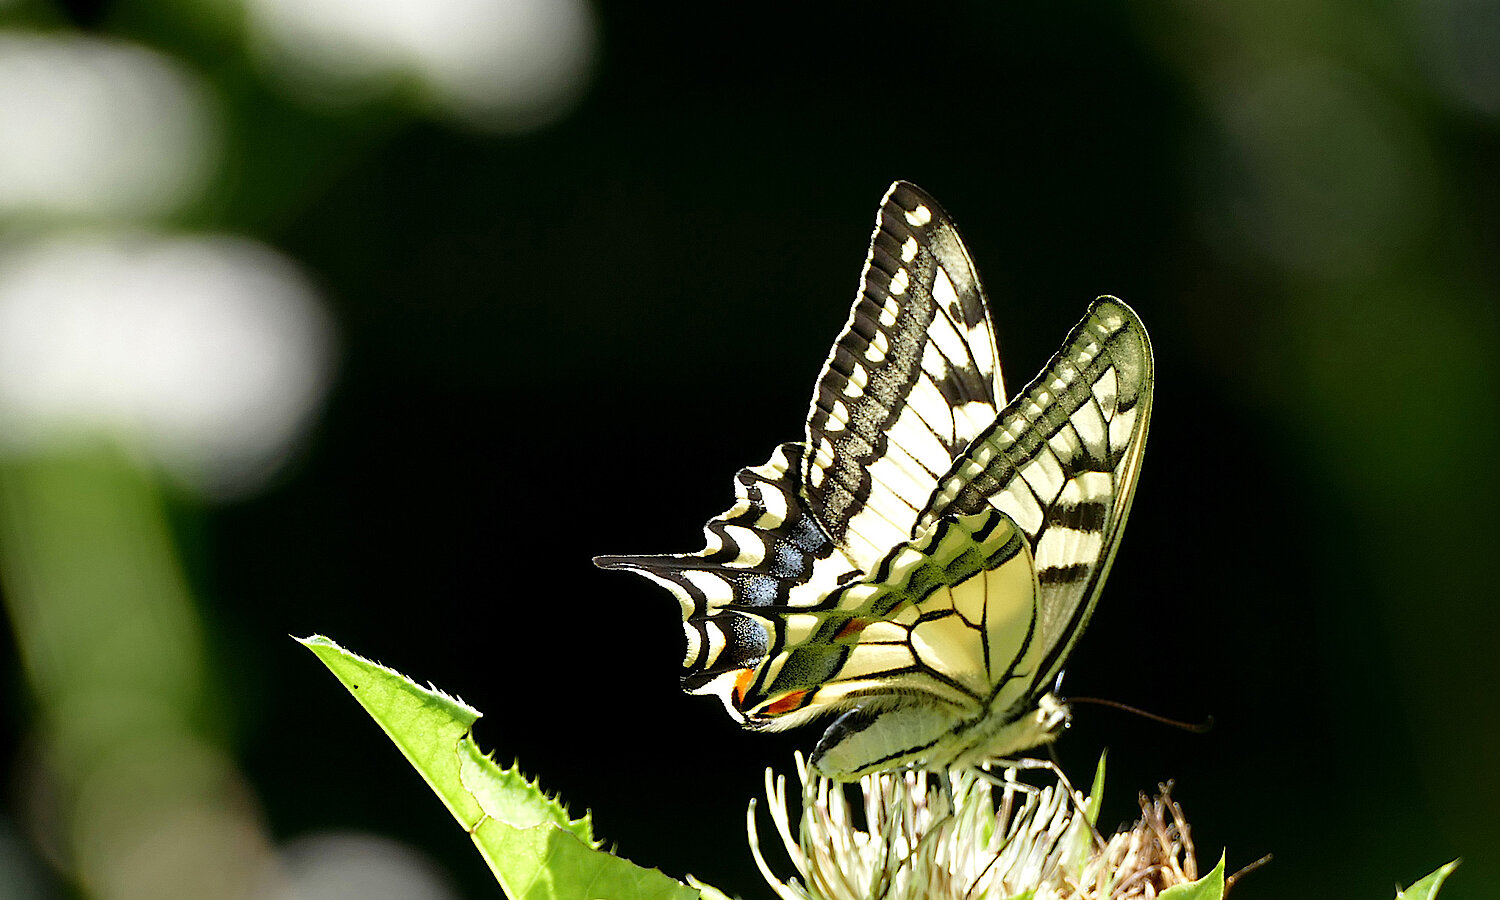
[4,1,1499,898]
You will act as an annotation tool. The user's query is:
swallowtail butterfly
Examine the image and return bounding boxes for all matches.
[596,182,1153,780]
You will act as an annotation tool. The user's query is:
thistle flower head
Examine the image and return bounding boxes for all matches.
[749,754,1201,900]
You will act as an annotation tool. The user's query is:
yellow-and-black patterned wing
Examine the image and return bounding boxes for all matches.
[802,182,1007,572]
[596,183,1153,778]
[596,442,865,724]
[748,299,1152,777]
[922,297,1153,704]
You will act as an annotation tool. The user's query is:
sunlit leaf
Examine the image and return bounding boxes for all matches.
[299,635,708,900]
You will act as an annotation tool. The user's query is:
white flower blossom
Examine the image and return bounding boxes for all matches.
[750,754,1200,900]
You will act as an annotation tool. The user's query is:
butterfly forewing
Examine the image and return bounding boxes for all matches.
[803,182,1005,572]
[921,298,1153,696]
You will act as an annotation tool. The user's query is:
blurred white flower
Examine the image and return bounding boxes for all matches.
[0,33,218,222]
[0,234,335,498]
[245,0,596,132]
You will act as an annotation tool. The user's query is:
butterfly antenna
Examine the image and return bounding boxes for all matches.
[1068,696,1215,734]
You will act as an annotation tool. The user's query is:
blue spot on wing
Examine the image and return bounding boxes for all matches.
[740,574,779,607]
[771,544,805,577]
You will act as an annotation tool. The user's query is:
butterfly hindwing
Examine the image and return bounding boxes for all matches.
[803,182,1005,572]
[753,507,1038,720]
[594,443,863,724]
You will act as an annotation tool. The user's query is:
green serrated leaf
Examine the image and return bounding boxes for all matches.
[474,817,701,900]
[457,734,593,845]
[1158,854,1225,900]
[1396,860,1460,899]
[300,635,711,900]
[299,634,483,827]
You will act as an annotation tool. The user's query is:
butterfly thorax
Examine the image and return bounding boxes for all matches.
[939,690,1071,771]
[807,677,1072,780]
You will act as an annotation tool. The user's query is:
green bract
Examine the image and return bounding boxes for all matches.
[1156,857,1223,900]
[1396,860,1460,900]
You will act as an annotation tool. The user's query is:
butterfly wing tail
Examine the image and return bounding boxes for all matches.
[594,442,857,721]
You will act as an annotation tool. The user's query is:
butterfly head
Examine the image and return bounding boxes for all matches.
[1029,691,1073,744]
[946,691,1074,771]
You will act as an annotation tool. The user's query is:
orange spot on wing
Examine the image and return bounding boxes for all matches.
[764,689,810,716]
[835,618,866,642]
[730,668,756,707]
